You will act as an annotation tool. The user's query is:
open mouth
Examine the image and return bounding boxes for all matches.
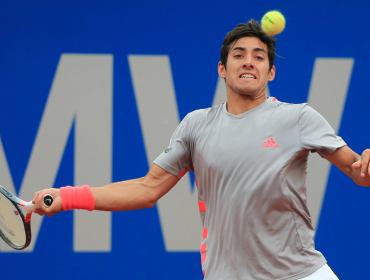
[239,74,256,79]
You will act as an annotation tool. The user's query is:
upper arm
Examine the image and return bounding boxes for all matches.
[92,164,180,211]
[143,114,194,202]
[142,163,180,203]
[325,145,360,177]
[299,104,346,157]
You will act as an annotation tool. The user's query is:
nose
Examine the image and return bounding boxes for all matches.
[243,57,254,69]
[243,62,254,69]
[243,53,254,69]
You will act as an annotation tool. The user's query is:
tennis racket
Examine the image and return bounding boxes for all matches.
[0,185,53,250]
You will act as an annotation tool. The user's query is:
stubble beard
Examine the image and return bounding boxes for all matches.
[234,84,266,100]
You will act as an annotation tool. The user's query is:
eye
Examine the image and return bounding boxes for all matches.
[255,56,263,60]
[234,54,243,58]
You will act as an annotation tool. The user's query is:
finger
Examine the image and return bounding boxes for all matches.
[32,193,39,204]
[352,161,362,169]
[35,193,45,208]
[361,152,370,177]
[38,192,45,203]
[33,195,41,215]
[34,193,47,215]
[32,190,44,203]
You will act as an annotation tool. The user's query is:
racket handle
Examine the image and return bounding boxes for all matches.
[43,194,54,207]
[24,194,54,212]
[24,201,34,212]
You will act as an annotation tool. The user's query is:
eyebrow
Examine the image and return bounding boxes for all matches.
[231,47,267,53]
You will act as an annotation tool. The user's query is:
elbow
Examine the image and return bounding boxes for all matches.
[146,200,157,208]
[145,198,158,209]
[145,190,159,208]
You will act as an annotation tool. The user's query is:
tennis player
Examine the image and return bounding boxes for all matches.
[33,20,370,280]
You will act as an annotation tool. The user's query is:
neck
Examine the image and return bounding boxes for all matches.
[226,90,267,115]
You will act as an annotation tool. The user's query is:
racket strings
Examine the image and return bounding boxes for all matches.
[0,192,26,248]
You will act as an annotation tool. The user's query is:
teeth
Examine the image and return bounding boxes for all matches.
[241,74,254,78]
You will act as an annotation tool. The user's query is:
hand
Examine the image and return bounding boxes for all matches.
[32,188,63,217]
[352,149,370,187]
[352,149,370,177]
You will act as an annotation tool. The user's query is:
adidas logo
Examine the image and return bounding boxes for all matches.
[261,137,278,147]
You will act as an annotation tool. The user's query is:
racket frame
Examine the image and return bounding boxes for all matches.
[0,185,33,250]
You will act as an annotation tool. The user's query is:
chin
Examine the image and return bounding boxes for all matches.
[238,87,258,96]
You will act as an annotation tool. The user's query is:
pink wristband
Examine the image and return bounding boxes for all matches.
[60,185,95,211]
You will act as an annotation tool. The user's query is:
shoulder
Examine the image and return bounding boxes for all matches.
[185,103,224,122]
[270,98,329,129]
[269,98,330,129]
[269,98,309,118]
[273,98,307,110]
[298,103,328,124]
[272,98,323,116]
[179,104,224,137]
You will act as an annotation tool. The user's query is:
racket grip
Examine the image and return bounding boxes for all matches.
[24,195,54,212]
[24,201,34,212]
[43,194,54,207]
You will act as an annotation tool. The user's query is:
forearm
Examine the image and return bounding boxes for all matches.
[33,164,178,217]
[326,146,370,187]
[91,177,157,211]
[91,165,180,211]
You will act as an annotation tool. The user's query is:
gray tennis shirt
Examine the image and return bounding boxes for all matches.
[154,97,346,280]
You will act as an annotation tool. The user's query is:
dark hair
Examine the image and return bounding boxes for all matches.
[220,19,276,71]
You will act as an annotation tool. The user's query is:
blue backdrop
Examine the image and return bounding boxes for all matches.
[0,1,369,279]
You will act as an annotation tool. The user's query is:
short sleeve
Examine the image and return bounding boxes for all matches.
[298,104,346,158]
[154,114,192,178]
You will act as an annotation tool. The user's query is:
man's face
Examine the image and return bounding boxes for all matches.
[218,36,275,98]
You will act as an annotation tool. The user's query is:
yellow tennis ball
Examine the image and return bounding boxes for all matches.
[261,11,285,35]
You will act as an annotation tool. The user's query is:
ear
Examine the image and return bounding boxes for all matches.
[218,61,226,79]
[268,65,276,81]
